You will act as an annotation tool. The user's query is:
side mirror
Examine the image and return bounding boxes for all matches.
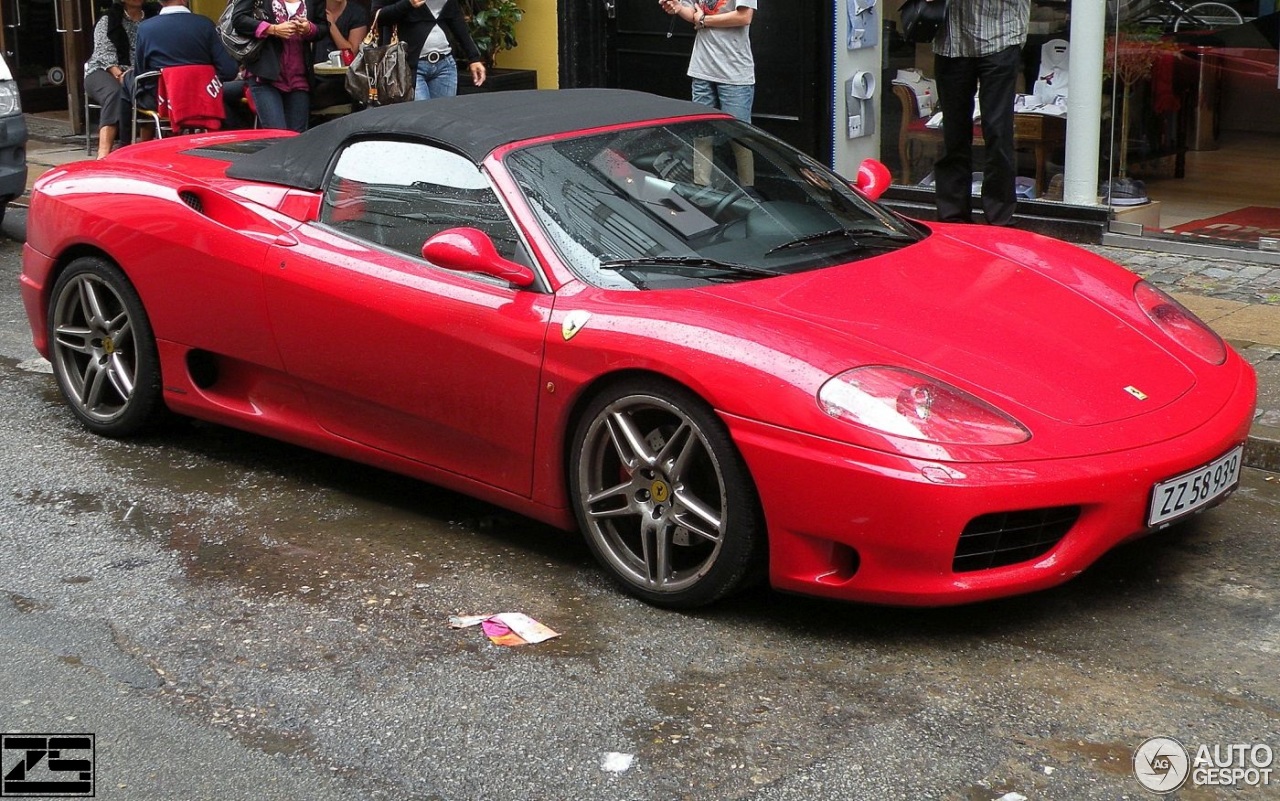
[421,227,535,288]
[853,158,891,201]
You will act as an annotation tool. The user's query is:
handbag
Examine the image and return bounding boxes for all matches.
[899,0,947,43]
[218,0,267,63]
[345,12,413,107]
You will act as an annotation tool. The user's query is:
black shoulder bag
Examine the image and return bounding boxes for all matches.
[899,0,948,43]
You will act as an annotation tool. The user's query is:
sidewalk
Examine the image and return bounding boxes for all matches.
[12,128,1280,473]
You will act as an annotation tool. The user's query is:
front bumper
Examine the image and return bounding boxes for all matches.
[727,363,1257,606]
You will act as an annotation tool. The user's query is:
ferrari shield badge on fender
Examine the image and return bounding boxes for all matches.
[562,310,591,341]
[1124,385,1149,401]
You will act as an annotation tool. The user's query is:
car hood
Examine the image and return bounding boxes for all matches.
[697,230,1195,427]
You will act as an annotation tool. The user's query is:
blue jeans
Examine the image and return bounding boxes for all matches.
[691,79,754,123]
[249,82,309,133]
[415,54,458,100]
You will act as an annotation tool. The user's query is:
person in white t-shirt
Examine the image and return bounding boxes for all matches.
[659,0,757,122]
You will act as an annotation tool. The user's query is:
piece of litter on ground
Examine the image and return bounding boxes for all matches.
[482,612,560,645]
[996,793,1028,801]
[448,612,560,645]
[448,614,490,629]
[600,752,635,773]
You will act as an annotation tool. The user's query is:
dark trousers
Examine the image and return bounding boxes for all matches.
[933,45,1021,225]
[220,80,255,130]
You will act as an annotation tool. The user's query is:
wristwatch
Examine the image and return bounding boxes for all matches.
[696,9,706,27]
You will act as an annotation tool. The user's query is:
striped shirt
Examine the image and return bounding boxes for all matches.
[934,0,1030,57]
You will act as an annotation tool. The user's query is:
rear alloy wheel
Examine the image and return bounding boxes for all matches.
[48,257,164,436]
[571,378,765,608]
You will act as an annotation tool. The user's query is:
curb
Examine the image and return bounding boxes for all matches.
[1245,426,1280,474]
[27,132,82,146]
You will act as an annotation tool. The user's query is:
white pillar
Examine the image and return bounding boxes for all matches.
[1063,0,1107,206]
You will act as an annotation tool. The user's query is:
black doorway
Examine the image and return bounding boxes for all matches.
[559,0,833,162]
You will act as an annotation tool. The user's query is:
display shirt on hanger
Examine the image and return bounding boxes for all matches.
[847,0,877,49]
[845,70,875,137]
[1033,39,1069,109]
[891,68,937,117]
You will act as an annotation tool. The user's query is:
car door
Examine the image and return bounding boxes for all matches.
[262,139,553,497]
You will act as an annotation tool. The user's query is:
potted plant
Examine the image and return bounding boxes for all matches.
[460,0,524,68]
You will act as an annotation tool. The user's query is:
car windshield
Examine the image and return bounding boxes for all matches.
[503,119,921,290]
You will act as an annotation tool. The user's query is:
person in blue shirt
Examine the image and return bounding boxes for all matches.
[124,0,238,139]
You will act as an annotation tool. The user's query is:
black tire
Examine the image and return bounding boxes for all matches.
[569,377,766,608]
[47,256,165,437]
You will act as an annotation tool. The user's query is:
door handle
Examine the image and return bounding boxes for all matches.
[603,0,615,19]
[71,0,90,31]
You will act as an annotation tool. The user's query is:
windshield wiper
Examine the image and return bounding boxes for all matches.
[766,227,915,255]
[599,256,783,278]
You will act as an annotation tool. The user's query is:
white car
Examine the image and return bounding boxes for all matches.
[0,53,27,225]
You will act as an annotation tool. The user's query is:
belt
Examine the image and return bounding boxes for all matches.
[424,51,452,63]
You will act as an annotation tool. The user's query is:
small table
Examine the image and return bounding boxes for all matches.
[310,63,355,119]
[1012,113,1067,195]
[901,110,1067,195]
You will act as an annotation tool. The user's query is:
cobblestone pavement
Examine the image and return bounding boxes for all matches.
[1089,245,1280,308]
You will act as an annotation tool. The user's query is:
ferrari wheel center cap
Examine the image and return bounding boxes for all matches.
[101,337,116,355]
[650,479,670,503]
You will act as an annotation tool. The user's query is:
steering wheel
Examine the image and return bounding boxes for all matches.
[711,187,750,220]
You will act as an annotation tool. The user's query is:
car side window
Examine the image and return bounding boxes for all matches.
[320,139,522,264]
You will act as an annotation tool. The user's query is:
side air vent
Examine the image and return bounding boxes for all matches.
[179,191,203,213]
[953,506,1080,573]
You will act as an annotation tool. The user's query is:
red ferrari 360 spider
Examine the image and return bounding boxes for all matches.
[21,90,1256,608]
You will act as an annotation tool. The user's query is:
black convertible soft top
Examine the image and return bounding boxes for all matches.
[224,89,723,191]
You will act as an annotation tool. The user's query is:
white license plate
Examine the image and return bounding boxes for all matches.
[1147,445,1244,528]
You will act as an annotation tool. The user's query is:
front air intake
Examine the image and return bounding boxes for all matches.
[953,506,1080,572]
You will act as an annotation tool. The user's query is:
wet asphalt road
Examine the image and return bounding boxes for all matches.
[1,233,1278,800]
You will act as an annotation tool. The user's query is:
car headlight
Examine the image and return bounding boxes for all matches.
[0,81,20,116]
[818,366,1030,445]
[1134,280,1225,365]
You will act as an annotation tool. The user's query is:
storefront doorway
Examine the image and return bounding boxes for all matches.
[880,1,1278,253]
[1106,3,1279,250]
[558,0,833,160]
[1,0,93,114]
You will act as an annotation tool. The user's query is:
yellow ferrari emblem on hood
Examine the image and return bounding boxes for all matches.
[562,310,591,341]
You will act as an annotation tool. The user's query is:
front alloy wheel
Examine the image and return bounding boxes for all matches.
[48,257,164,436]
[571,378,764,608]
